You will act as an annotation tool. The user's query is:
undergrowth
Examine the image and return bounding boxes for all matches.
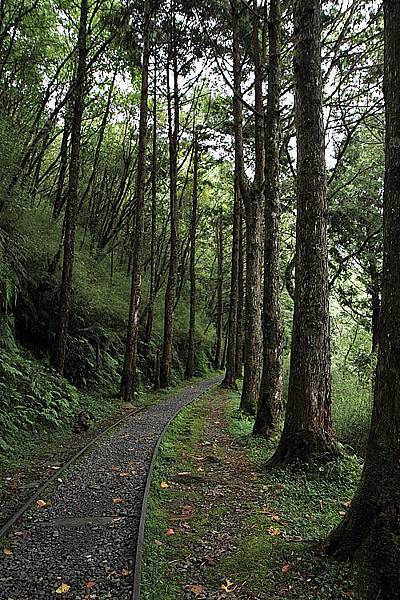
[142,388,363,599]
[142,394,212,600]
[0,204,215,465]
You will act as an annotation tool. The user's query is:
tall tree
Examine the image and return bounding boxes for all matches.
[185,127,199,379]
[238,0,264,415]
[235,205,244,379]
[214,209,224,370]
[222,184,240,388]
[160,8,179,388]
[120,0,152,401]
[144,61,158,345]
[327,2,400,596]
[145,58,158,344]
[53,0,88,374]
[268,0,336,465]
[253,0,283,437]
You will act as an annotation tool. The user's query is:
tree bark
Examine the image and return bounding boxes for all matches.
[253,0,283,438]
[160,13,179,388]
[225,0,247,387]
[185,128,198,379]
[327,3,400,596]
[367,253,380,353]
[120,0,152,401]
[53,0,88,374]
[53,101,72,219]
[214,210,224,370]
[268,0,336,465]
[145,61,158,345]
[239,0,264,415]
[222,184,240,388]
[235,206,244,379]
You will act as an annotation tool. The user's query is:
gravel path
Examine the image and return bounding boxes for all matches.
[0,378,220,600]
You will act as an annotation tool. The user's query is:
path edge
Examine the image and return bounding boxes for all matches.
[132,376,221,600]
[0,407,146,539]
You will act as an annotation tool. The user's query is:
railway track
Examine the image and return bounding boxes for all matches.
[0,377,220,599]
[0,407,146,541]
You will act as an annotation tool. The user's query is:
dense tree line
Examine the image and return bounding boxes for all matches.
[0,0,398,597]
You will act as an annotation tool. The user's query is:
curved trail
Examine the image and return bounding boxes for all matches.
[0,377,220,600]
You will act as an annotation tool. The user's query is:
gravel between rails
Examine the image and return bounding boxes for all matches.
[0,377,220,600]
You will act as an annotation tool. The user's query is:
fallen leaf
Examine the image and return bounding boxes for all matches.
[154,539,163,546]
[3,548,13,556]
[267,526,281,536]
[55,583,70,594]
[121,568,132,576]
[186,584,205,596]
[112,497,124,504]
[281,564,290,573]
[160,482,169,489]
[221,579,235,593]
[119,472,130,477]
[166,528,175,536]
[260,506,271,515]
[271,514,281,522]
[84,581,96,589]
[36,499,47,508]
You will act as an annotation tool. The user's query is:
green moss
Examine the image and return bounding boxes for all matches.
[142,388,362,599]
[220,392,361,599]
[141,393,213,600]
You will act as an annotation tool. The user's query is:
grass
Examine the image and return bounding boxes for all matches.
[225,396,362,598]
[141,388,363,599]
[141,392,213,600]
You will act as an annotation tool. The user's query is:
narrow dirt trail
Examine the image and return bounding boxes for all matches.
[143,388,267,600]
[0,377,220,600]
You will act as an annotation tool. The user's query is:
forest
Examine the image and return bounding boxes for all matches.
[0,0,399,599]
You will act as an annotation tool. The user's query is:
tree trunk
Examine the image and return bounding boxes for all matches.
[221,323,228,370]
[268,0,336,465]
[235,206,244,379]
[53,0,88,375]
[225,0,247,387]
[222,184,240,388]
[145,62,158,345]
[120,0,152,401]
[185,128,198,379]
[153,347,161,390]
[214,210,224,370]
[53,101,71,219]
[326,4,400,597]
[367,254,380,353]
[160,15,179,388]
[254,0,283,437]
[240,0,264,415]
